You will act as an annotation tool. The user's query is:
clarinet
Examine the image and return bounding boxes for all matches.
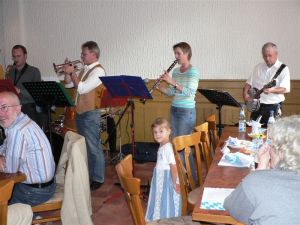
[148,60,178,94]
[141,60,178,104]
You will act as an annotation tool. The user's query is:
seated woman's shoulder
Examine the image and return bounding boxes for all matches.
[244,169,300,186]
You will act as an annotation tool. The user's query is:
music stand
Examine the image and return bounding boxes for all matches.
[198,89,240,136]
[99,87,127,163]
[23,81,73,148]
[100,75,152,172]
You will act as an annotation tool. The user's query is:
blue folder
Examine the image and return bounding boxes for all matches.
[99,75,152,99]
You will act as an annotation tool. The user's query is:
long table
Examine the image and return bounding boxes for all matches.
[0,172,26,184]
[192,126,251,224]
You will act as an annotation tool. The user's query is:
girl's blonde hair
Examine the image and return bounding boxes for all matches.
[151,117,171,131]
[269,115,300,172]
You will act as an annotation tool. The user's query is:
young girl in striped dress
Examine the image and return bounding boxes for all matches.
[145,118,181,221]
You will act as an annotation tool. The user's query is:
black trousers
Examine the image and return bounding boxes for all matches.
[250,103,281,127]
[106,116,117,153]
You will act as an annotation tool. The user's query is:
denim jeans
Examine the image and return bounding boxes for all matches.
[170,106,196,137]
[170,106,198,184]
[9,182,56,206]
[76,109,105,183]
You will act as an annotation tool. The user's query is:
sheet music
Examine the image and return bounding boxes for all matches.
[200,187,234,210]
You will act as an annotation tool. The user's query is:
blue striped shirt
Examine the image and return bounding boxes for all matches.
[166,66,200,108]
[0,113,55,184]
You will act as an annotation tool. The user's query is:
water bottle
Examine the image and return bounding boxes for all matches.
[238,105,246,133]
[267,110,275,140]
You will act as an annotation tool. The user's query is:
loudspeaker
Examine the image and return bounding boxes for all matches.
[121,142,159,163]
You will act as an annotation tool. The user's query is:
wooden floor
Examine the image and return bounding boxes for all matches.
[52,156,155,225]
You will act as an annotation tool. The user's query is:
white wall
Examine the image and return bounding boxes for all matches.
[1,0,299,80]
[0,0,4,67]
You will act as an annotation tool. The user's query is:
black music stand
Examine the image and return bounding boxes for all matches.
[23,81,73,148]
[99,87,127,164]
[100,75,152,172]
[198,89,240,136]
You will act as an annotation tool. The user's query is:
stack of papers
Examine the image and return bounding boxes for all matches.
[200,187,234,210]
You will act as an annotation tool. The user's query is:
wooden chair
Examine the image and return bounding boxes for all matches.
[205,114,219,152]
[115,155,199,225]
[172,132,204,215]
[31,189,63,224]
[194,122,213,171]
[0,180,14,225]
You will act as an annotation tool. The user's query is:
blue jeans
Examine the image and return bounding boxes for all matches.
[76,109,105,183]
[170,106,198,184]
[170,106,196,137]
[9,182,56,206]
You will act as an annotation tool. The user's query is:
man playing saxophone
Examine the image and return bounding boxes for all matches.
[64,41,106,190]
[7,45,42,125]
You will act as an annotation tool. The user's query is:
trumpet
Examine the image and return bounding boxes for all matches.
[53,60,83,74]
[148,60,178,94]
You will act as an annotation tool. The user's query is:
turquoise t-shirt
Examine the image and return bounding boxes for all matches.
[166,66,200,108]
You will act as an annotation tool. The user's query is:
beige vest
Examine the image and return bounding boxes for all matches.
[76,64,105,114]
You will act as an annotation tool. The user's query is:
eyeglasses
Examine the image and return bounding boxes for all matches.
[0,105,20,112]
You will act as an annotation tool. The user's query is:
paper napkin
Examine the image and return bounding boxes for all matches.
[200,187,234,210]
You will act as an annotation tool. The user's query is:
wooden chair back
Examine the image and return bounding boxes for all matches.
[206,114,219,151]
[31,198,62,224]
[0,180,14,225]
[194,122,213,171]
[115,155,146,225]
[172,131,204,215]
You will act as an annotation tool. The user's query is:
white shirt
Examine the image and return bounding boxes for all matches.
[155,142,176,170]
[8,203,33,225]
[246,59,290,104]
[65,61,105,94]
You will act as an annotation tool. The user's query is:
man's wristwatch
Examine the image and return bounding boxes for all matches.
[174,83,178,89]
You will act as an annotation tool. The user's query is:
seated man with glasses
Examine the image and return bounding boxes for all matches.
[0,91,55,206]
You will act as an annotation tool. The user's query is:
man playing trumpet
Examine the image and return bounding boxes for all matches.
[64,41,106,190]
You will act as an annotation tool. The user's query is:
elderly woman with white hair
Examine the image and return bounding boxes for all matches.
[224,115,300,225]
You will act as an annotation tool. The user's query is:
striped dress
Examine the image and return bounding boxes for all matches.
[145,142,181,221]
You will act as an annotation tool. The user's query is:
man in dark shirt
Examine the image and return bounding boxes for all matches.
[7,45,42,125]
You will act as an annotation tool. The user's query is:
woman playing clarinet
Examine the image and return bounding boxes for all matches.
[158,42,200,138]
